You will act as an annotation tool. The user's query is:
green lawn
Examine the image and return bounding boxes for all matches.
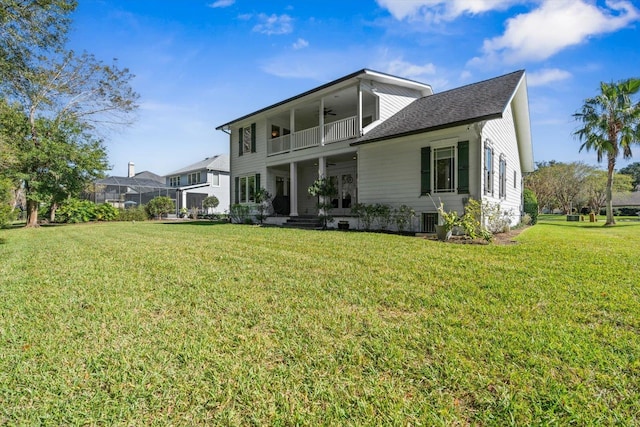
[1,219,638,425]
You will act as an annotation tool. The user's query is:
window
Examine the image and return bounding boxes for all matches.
[499,155,506,198]
[484,143,493,195]
[235,173,261,204]
[211,172,219,186]
[169,176,180,187]
[237,123,256,156]
[243,127,252,153]
[434,147,455,192]
[188,172,201,185]
[513,171,517,189]
[421,141,468,195]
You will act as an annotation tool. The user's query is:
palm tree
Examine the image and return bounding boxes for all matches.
[574,78,640,225]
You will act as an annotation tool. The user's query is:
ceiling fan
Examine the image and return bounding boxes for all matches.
[323,108,336,116]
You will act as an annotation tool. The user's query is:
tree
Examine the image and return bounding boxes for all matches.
[0,1,76,86]
[525,161,593,213]
[582,170,633,214]
[618,162,640,189]
[1,11,139,226]
[145,196,174,220]
[307,177,337,229]
[574,78,640,225]
[202,195,219,213]
[254,188,271,224]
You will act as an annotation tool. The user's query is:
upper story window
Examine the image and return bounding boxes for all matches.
[211,172,219,186]
[238,123,256,156]
[169,176,180,187]
[188,172,201,185]
[243,127,252,153]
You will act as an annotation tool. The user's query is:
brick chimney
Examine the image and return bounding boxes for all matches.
[128,162,135,178]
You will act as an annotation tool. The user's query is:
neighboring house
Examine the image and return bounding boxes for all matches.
[166,154,230,214]
[216,69,533,231]
[90,162,175,208]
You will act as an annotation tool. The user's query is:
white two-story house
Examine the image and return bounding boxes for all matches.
[166,154,230,215]
[216,69,533,231]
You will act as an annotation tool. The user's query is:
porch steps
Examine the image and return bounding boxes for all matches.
[281,215,323,229]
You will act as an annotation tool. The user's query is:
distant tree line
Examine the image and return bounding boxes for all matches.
[525,161,634,214]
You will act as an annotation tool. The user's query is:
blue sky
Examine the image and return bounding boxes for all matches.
[68,0,640,177]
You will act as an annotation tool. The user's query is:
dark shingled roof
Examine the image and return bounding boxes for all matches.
[353,70,525,145]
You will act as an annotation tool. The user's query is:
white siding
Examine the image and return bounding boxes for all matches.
[481,103,524,225]
[230,120,268,203]
[358,126,481,219]
[375,83,423,122]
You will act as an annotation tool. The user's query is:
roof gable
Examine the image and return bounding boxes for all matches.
[167,154,230,176]
[354,70,526,145]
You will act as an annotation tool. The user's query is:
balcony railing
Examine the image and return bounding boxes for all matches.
[267,116,358,156]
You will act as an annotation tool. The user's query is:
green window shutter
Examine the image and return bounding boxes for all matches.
[420,146,431,195]
[251,123,256,153]
[255,173,261,191]
[457,141,469,194]
[234,176,239,204]
[238,128,243,156]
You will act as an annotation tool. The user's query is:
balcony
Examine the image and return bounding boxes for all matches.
[268,115,358,156]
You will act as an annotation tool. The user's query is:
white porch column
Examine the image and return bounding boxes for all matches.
[290,108,295,150]
[289,162,298,217]
[318,156,326,178]
[319,98,325,145]
[357,83,363,135]
[181,189,187,211]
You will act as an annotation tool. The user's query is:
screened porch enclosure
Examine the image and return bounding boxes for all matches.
[87,176,176,208]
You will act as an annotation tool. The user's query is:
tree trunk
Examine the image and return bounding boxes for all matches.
[26,199,39,227]
[605,155,616,226]
[50,202,58,223]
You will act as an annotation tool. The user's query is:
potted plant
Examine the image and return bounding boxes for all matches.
[435,202,459,241]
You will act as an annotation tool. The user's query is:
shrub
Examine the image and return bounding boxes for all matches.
[351,203,377,231]
[94,203,119,221]
[460,198,482,239]
[145,196,174,220]
[229,204,251,224]
[57,199,96,223]
[483,201,513,234]
[117,205,147,221]
[523,188,538,225]
[373,203,392,230]
[0,178,16,227]
[394,205,416,233]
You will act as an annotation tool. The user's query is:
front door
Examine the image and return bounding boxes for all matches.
[329,173,356,214]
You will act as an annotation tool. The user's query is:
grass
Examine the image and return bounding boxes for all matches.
[1,219,639,425]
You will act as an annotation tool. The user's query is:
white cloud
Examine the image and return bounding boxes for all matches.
[384,59,436,78]
[252,14,293,35]
[527,68,572,87]
[292,38,309,50]
[208,0,234,8]
[477,0,640,64]
[375,0,520,22]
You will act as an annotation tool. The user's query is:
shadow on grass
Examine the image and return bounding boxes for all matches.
[161,220,230,226]
[538,221,640,229]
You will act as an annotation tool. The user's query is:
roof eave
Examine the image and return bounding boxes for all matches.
[215,69,432,130]
[351,113,502,146]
